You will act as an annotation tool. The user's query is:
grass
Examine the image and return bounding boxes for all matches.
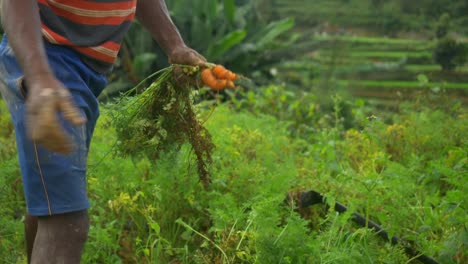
[339,80,468,89]
[313,35,427,45]
[1,87,467,263]
[405,64,443,71]
[405,64,468,72]
[347,51,433,58]
[317,50,432,59]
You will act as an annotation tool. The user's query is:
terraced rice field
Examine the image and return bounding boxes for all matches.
[269,0,468,105]
[278,34,468,104]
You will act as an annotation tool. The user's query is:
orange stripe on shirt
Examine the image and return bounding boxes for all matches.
[45,5,135,25]
[41,25,118,63]
[42,0,137,11]
[100,42,121,51]
[74,46,116,63]
[42,24,121,52]
[39,0,136,18]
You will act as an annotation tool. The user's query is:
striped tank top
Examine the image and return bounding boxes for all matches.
[38,0,137,73]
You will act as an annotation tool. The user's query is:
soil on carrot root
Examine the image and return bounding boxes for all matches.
[112,66,215,189]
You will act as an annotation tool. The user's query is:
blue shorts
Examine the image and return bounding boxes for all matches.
[0,36,107,216]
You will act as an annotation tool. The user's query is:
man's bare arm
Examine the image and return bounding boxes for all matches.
[136,0,206,66]
[1,0,85,154]
[1,0,54,84]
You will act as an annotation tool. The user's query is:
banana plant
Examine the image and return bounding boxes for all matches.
[167,0,295,70]
[109,0,296,94]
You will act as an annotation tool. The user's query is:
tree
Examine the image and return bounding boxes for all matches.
[432,13,467,71]
[433,38,467,71]
[435,13,451,39]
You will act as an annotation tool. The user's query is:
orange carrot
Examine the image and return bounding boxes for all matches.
[201,68,218,89]
[201,65,239,90]
[212,79,228,91]
[226,80,235,88]
[225,71,237,81]
[212,65,228,79]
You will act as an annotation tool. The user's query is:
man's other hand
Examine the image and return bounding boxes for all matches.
[26,75,86,154]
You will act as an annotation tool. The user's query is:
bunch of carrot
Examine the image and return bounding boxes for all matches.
[113,66,215,189]
[201,64,238,91]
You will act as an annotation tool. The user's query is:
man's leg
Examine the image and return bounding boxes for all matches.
[0,35,106,263]
[24,214,38,264]
[31,210,89,264]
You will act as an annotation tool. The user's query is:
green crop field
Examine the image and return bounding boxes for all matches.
[1,0,467,263]
[313,35,427,46]
[279,33,468,102]
[1,96,467,263]
[339,80,468,89]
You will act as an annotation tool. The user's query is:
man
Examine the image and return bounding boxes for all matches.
[0,0,206,263]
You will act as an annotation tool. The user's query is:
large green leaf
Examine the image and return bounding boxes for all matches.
[204,0,219,23]
[223,0,236,25]
[253,18,295,49]
[206,30,247,61]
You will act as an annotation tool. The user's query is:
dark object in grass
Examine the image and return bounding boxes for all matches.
[112,66,214,189]
[293,190,439,264]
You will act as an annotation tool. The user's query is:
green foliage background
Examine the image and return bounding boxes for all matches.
[1,0,468,263]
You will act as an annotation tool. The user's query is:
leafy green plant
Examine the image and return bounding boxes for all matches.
[0,100,25,263]
[435,13,451,39]
[2,96,467,263]
[166,0,295,68]
[111,66,214,188]
[433,37,467,71]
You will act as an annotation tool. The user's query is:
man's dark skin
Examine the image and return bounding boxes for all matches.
[1,0,206,263]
